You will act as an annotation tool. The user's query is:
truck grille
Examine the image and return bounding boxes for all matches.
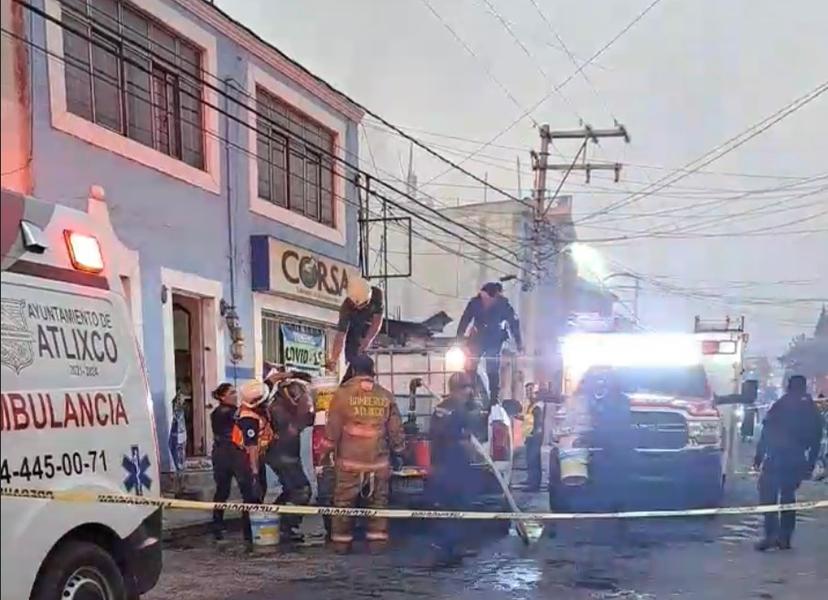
[630,411,688,450]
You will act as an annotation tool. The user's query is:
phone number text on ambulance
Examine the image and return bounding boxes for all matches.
[0,450,108,484]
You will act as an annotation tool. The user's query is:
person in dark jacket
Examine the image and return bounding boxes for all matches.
[209,383,257,543]
[583,369,633,512]
[753,375,824,551]
[261,371,314,542]
[327,277,384,382]
[523,383,544,491]
[428,372,481,564]
[457,282,523,405]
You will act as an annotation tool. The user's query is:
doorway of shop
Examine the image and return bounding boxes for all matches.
[172,294,207,459]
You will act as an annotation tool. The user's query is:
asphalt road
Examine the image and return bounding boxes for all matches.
[146,446,827,600]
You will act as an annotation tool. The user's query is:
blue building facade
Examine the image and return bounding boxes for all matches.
[17,0,362,471]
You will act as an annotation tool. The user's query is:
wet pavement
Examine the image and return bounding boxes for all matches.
[146,449,827,600]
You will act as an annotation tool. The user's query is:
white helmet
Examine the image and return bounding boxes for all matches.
[347,276,371,307]
[239,380,268,408]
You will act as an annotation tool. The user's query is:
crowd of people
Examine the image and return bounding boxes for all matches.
[203,274,824,558]
[201,277,527,557]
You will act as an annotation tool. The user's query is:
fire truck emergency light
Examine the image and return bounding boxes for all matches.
[64,230,104,273]
[702,340,738,355]
[562,333,703,372]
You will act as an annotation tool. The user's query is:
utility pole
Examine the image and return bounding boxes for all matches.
[516,155,523,199]
[529,122,629,390]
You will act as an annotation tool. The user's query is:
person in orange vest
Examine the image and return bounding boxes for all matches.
[322,355,405,553]
[232,380,275,503]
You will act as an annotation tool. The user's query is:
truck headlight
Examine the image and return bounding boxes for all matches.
[688,421,721,446]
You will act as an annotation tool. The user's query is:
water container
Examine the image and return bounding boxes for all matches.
[559,446,589,487]
[311,375,339,412]
[250,512,280,547]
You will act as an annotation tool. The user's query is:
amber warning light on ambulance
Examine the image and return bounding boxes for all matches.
[64,230,104,273]
[701,340,738,355]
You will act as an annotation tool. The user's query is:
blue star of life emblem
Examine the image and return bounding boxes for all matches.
[122,445,152,496]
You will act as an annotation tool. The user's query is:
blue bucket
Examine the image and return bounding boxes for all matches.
[250,512,280,546]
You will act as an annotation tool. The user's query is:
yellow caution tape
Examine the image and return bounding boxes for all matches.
[2,486,826,521]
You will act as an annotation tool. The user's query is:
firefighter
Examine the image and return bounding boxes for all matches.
[209,383,257,543]
[327,276,384,382]
[261,371,314,543]
[322,355,405,552]
[428,372,481,563]
[754,375,824,551]
[457,282,523,405]
[522,383,544,491]
[232,380,275,503]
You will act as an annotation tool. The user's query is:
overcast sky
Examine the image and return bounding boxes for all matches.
[218,0,828,356]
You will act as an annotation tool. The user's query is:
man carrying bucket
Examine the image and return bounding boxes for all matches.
[262,371,314,543]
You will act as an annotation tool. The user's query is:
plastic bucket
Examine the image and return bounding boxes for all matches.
[250,512,280,547]
[559,447,589,487]
[311,375,339,412]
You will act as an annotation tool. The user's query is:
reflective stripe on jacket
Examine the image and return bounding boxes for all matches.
[231,407,275,455]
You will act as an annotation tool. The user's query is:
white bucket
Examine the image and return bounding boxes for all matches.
[250,512,280,547]
[311,375,339,412]
[559,447,589,487]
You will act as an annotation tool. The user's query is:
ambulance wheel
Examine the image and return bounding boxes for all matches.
[32,540,127,600]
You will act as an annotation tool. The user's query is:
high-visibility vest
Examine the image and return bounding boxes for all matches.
[231,407,274,455]
[523,400,541,439]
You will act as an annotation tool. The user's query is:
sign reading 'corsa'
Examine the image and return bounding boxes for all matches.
[252,237,360,309]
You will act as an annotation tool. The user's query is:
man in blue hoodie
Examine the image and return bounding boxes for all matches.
[457,282,523,405]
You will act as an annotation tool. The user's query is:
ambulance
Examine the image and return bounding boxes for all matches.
[1,189,161,600]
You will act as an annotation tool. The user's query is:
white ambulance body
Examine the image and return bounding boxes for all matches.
[693,317,750,484]
[1,189,161,600]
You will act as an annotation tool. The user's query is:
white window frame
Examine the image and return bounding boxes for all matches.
[44,0,221,194]
[247,62,348,246]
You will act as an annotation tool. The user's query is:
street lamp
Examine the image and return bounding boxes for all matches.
[568,242,608,283]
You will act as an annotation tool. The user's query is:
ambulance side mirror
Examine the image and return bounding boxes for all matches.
[740,379,758,404]
[714,379,758,406]
[502,399,522,418]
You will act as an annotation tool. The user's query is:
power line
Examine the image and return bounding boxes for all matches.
[5,19,530,281]
[359,125,525,249]
[362,119,821,182]
[418,0,537,126]
[420,0,664,185]
[583,174,828,231]
[579,81,828,222]
[21,0,530,271]
[524,0,616,121]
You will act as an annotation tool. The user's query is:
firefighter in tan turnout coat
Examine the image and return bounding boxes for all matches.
[323,355,405,551]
